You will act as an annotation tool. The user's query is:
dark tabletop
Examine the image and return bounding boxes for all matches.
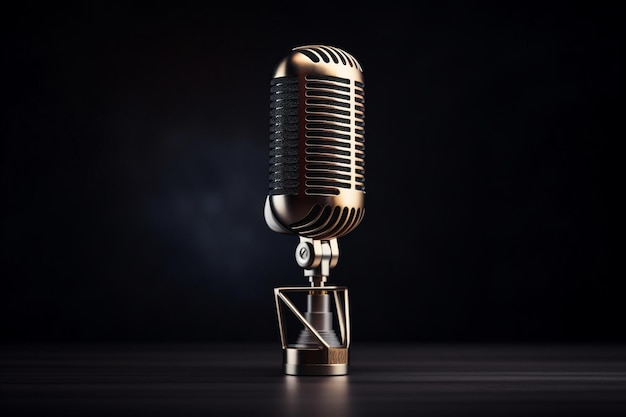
[2,343,626,416]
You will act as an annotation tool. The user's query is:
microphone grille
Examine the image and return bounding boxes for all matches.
[269,45,365,197]
[266,45,366,240]
[290,204,365,239]
[293,45,363,72]
[303,74,365,196]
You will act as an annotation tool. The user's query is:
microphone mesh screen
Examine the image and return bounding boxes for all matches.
[269,76,299,195]
[268,72,365,197]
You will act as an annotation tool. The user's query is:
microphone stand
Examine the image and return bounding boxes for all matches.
[274,236,350,376]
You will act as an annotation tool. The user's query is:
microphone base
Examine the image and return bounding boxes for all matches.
[284,347,349,376]
[274,286,350,376]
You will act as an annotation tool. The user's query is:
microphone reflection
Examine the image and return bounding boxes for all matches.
[282,375,350,417]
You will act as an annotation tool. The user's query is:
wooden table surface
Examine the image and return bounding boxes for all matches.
[2,343,625,416]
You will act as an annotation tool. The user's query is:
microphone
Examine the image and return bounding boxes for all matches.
[264,45,365,376]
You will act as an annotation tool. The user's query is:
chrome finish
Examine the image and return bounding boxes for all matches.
[296,237,338,284]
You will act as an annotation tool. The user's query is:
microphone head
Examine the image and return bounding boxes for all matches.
[265,45,365,240]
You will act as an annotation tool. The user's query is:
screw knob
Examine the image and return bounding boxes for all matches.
[295,242,314,268]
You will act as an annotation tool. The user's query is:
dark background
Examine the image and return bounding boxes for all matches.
[1,2,621,345]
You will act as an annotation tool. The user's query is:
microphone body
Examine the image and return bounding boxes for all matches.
[265,45,365,376]
[265,45,365,239]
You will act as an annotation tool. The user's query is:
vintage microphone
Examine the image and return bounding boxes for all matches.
[264,45,365,375]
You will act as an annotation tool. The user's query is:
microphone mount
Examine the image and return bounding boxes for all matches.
[274,236,350,376]
[294,237,339,287]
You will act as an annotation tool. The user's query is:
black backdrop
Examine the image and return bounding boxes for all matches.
[1,2,620,344]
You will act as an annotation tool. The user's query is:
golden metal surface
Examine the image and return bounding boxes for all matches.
[284,347,349,376]
[266,45,365,240]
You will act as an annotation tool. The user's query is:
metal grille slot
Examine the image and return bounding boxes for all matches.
[353,80,365,192]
